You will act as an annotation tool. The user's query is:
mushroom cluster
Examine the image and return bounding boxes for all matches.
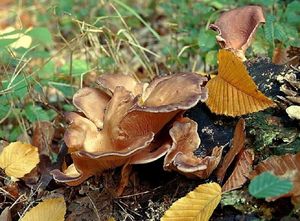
[52,73,223,186]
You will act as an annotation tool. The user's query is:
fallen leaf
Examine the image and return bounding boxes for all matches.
[216,118,246,182]
[272,45,289,65]
[0,142,39,179]
[32,121,55,157]
[21,197,66,221]
[222,148,254,193]
[116,163,132,196]
[205,49,275,116]
[250,153,300,205]
[249,172,293,199]
[161,182,221,221]
[0,207,11,221]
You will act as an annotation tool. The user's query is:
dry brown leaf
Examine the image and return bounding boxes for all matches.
[222,148,254,193]
[216,118,246,182]
[272,46,289,65]
[21,197,66,221]
[161,182,221,221]
[250,153,300,205]
[116,163,132,196]
[32,121,55,157]
[0,142,39,179]
[0,208,11,221]
[205,49,275,116]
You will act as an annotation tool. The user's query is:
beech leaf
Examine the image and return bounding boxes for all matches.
[21,197,66,221]
[250,153,300,204]
[161,182,221,221]
[0,142,39,179]
[205,49,275,116]
[216,118,245,182]
[249,172,293,199]
[222,148,254,193]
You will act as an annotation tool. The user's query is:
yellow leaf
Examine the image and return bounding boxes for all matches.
[21,197,66,221]
[161,182,221,221]
[0,142,39,179]
[206,49,275,116]
[0,27,32,49]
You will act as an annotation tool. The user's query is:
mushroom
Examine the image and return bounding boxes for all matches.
[52,73,209,186]
[210,6,265,59]
[164,117,223,179]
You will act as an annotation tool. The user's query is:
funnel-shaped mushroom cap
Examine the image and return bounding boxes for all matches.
[210,6,265,54]
[119,73,208,139]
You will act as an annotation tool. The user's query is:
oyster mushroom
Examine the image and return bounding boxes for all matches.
[52,73,209,186]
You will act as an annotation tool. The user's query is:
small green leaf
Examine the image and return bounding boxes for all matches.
[249,172,293,199]
[274,23,287,42]
[59,59,90,76]
[24,104,57,123]
[26,27,53,46]
[49,82,77,98]
[38,61,55,79]
[264,15,275,44]
[198,29,216,52]
[0,38,18,48]
[205,50,217,66]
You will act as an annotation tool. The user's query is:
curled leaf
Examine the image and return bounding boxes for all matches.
[222,148,254,192]
[206,49,275,116]
[0,142,39,179]
[161,182,221,221]
[217,118,246,182]
[21,197,66,221]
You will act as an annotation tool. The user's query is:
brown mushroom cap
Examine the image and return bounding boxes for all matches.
[56,73,209,186]
[64,112,107,153]
[97,73,145,96]
[119,73,208,140]
[73,87,110,129]
[164,117,223,179]
[52,132,154,186]
[210,6,265,53]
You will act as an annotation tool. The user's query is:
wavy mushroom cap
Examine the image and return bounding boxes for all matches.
[73,87,110,129]
[55,73,209,186]
[118,73,208,140]
[164,117,223,179]
[97,73,145,96]
[210,6,265,54]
